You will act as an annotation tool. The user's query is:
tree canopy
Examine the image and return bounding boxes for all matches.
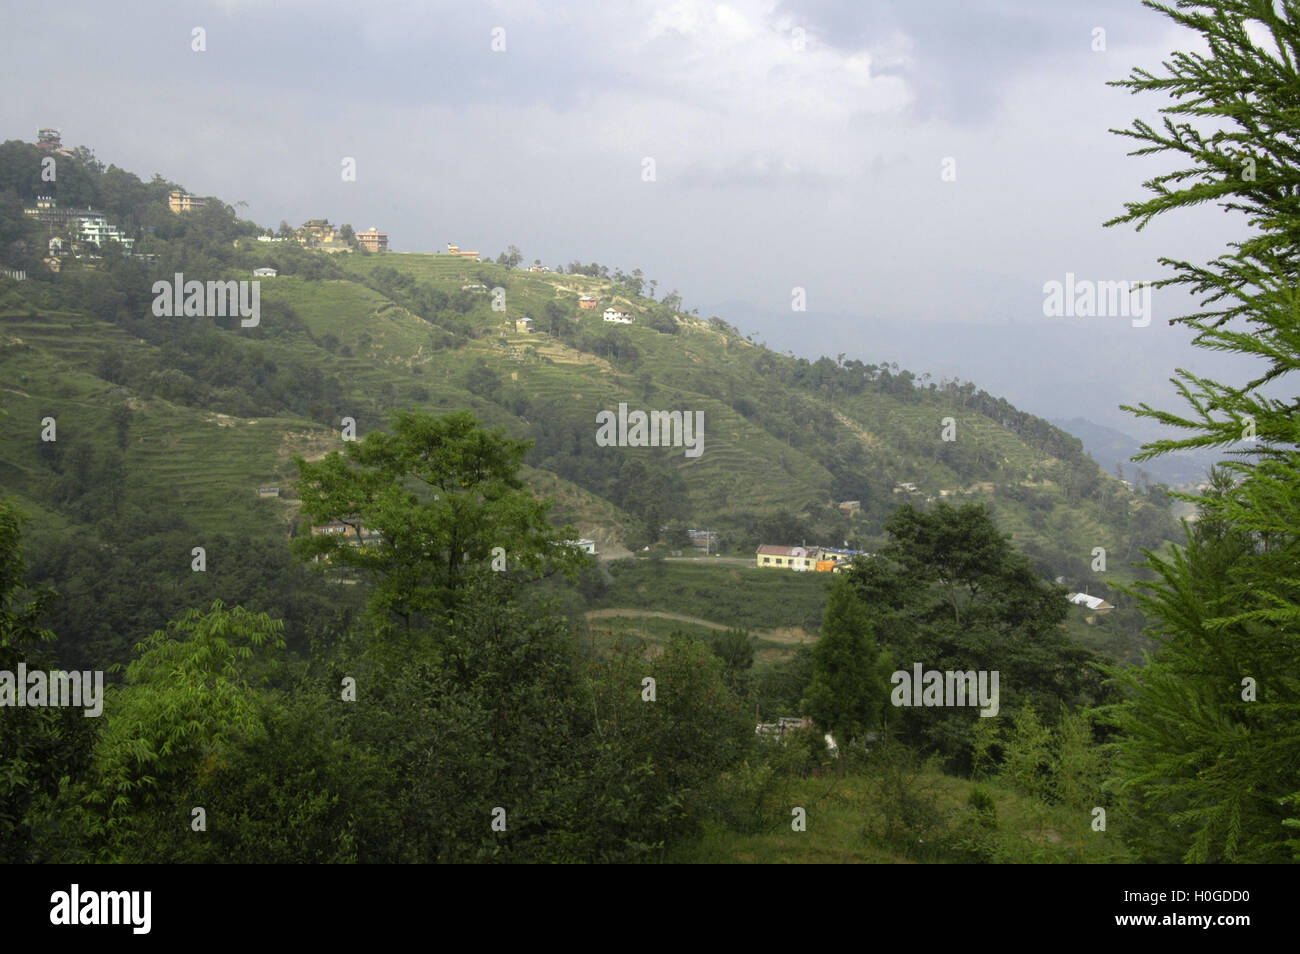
[293,409,586,630]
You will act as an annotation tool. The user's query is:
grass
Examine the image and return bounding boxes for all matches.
[589,559,830,634]
[663,764,1133,864]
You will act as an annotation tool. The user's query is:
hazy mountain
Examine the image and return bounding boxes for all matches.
[703,298,1264,448]
[1049,417,1218,489]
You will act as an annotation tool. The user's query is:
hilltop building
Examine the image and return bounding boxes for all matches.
[294,220,344,249]
[356,227,388,252]
[296,219,336,246]
[446,243,480,260]
[168,191,208,214]
[35,128,74,156]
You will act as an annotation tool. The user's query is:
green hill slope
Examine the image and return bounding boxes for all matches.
[0,138,1178,667]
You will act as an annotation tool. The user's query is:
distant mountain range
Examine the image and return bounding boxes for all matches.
[703,298,1265,458]
[1049,417,1220,488]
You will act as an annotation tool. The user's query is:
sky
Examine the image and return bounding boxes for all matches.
[0,0,1273,443]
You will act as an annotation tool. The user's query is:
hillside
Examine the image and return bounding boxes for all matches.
[0,138,1178,667]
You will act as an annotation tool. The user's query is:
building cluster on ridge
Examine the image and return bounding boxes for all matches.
[22,196,143,271]
[259,219,389,253]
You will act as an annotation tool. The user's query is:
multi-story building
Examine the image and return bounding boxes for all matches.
[356,227,388,252]
[35,128,77,157]
[24,196,85,232]
[25,199,136,251]
[168,191,207,214]
[76,212,135,250]
[296,219,337,246]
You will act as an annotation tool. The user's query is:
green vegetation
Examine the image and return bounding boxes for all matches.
[1097,0,1300,863]
[8,0,1295,861]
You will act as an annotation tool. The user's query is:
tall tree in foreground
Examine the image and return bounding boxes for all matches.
[1103,0,1300,862]
[844,503,1097,770]
[801,576,890,757]
[293,409,585,632]
[0,497,92,862]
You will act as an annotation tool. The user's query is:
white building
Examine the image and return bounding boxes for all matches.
[1068,592,1115,612]
[603,308,633,323]
[76,213,134,250]
[252,267,278,277]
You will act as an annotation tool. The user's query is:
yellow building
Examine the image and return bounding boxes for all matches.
[168,191,207,214]
[356,227,388,252]
[755,545,816,571]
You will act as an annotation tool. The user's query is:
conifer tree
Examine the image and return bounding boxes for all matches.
[802,576,890,755]
[1103,0,1300,862]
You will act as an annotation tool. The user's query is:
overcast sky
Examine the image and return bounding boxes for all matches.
[0,0,1270,441]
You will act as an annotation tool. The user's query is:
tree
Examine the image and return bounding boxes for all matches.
[801,576,890,756]
[543,299,571,337]
[109,403,131,450]
[0,497,89,863]
[85,601,285,861]
[1101,0,1300,862]
[845,502,1097,769]
[292,409,586,630]
[708,627,757,693]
